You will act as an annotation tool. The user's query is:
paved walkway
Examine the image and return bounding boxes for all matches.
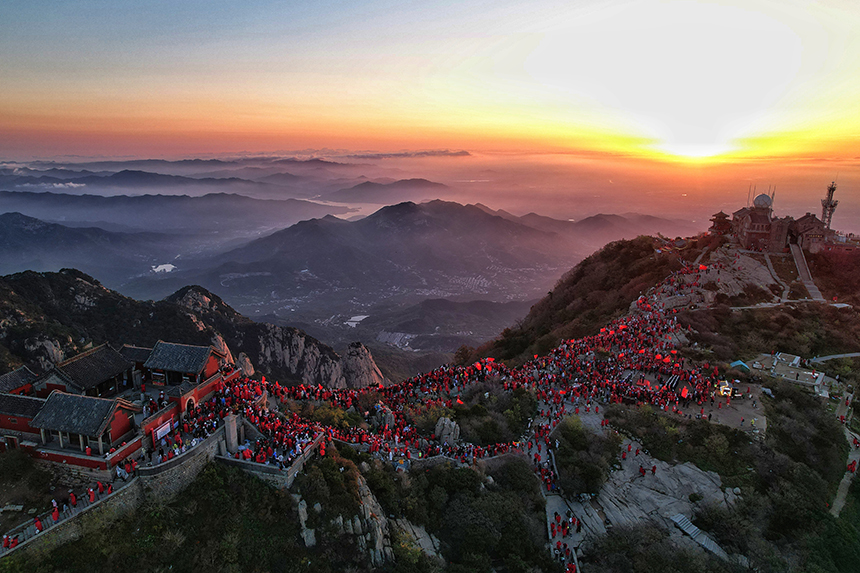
[811,353,860,364]
[763,253,790,303]
[790,244,825,302]
[830,429,860,517]
[0,478,134,556]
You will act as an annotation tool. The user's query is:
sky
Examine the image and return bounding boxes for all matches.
[1,0,859,218]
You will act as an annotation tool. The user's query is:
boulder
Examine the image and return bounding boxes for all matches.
[434,417,460,445]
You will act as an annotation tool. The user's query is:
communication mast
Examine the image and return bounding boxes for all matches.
[821,181,838,229]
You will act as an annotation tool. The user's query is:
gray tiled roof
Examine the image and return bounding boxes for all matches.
[30,392,118,436]
[36,367,81,392]
[0,365,38,393]
[0,393,45,418]
[144,341,217,374]
[58,345,132,390]
[119,345,153,364]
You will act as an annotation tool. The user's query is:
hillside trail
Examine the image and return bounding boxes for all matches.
[829,428,860,517]
[811,353,860,364]
[527,394,742,568]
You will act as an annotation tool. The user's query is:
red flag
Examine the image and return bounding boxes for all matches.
[681,387,688,399]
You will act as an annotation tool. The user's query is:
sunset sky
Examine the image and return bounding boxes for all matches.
[2,0,860,168]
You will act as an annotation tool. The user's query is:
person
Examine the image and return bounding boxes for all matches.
[651,465,657,475]
[9,536,17,549]
[51,506,59,523]
[69,491,77,508]
[34,516,43,533]
[107,483,113,495]
[3,534,9,548]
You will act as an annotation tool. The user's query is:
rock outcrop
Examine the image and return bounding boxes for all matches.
[355,474,395,567]
[294,475,394,567]
[434,417,460,445]
[393,518,443,560]
[0,274,386,390]
[342,342,387,389]
[235,352,255,377]
[23,336,66,371]
[292,495,316,548]
[252,324,385,389]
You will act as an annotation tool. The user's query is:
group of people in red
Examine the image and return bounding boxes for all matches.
[1,481,116,551]
[207,260,737,487]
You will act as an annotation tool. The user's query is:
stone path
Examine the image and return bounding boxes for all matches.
[524,397,747,569]
[763,253,790,303]
[0,479,133,557]
[789,244,825,302]
[811,353,860,364]
[829,428,860,518]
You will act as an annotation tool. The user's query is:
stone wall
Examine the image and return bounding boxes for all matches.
[6,429,227,561]
[215,433,323,490]
[139,427,225,501]
[9,477,144,561]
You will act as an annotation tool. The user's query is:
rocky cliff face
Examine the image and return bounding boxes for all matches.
[342,341,387,389]
[252,324,386,389]
[0,272,386,389]
[292,473,395,568]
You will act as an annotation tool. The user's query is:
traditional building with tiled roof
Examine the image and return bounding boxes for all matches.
[144,341,225,386]
[32,345,132,398]
[0,365,39,395]
[30,391,136,455]
[0,394,46,448]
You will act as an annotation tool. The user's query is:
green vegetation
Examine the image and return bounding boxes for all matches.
[602,380,852,571]
[364,458,558,572]
[2,464,331,573]
[295,448,362,521]
[553,416,623,495]
[808,250,860,306]
[679,304,860,361]
[475,237,684,365]
[451,383,537,446]
[769,253,799,286]
[0,450,53,532]
[580,524,743,573]
[604,403,755,488]
[283,402,365,430]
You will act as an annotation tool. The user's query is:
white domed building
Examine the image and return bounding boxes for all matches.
[730,193,828,252]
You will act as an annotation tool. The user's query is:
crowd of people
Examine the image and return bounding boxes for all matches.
[181,260,738,479]
[3,259,745,556]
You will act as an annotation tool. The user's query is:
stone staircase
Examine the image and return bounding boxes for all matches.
[670,513,749,567]
[789,244,825,301]
[0,484,121,556]
[670,513,727,559]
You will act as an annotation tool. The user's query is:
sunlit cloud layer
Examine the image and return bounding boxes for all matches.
[1,0,859,162]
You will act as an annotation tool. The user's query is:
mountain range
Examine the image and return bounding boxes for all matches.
[0,270,384,389]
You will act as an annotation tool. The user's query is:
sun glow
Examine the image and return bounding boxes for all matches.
[520,0,821,159]
[0,1,859,161]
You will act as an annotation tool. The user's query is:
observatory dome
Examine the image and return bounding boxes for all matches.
[753,194,773,209]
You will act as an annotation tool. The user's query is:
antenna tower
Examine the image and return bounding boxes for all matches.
[821,181,838,229]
